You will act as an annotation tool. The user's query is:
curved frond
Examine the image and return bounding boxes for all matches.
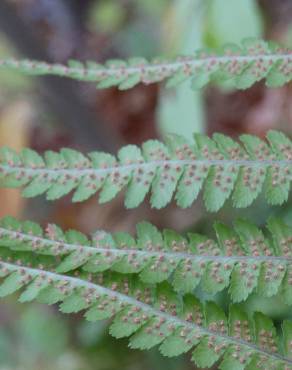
[0,216,291,304]
[0,130,291,211]
[0,39,291,90]
[0,258,291,369]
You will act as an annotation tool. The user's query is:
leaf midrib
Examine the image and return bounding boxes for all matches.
[0,52,291,79]
[0,227,291,263]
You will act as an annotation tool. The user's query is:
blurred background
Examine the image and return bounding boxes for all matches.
[0,0,291,369]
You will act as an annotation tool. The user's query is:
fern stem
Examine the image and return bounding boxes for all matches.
[0,227,291,264]
[0,130,291,209]
[0,158,291,176]
[0,52,290,81]
[1,260,291,365]
[0,38,290,90]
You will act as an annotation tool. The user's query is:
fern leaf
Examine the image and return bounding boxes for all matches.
[0,39,290,90]
[0,130,291,211]
[0,216,291,304]
[0,258,291,369]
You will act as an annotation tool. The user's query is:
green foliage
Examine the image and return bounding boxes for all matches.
[0,34,292,370]
[0,130,291,211]
[0,38,291,90]
[0,257,291,369]
[204,0,263,48]
[0,216,291,304]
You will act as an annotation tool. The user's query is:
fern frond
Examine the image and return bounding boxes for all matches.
[0,258,291,369]
[0,39,291,90]
[0,130,291,211]
[0,216,291,304]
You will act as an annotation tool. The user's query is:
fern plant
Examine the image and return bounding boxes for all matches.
[0,256,292,369]
[0,216,291,304]
[0,39,291,89]
[0,38,291,369]
[0,130,291,211]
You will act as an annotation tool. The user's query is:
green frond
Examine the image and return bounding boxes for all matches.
[0,216,291,304]
[0,29,291,370]
[0,39,291,90]
[0,259,291,369]
[0,130,291,211]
